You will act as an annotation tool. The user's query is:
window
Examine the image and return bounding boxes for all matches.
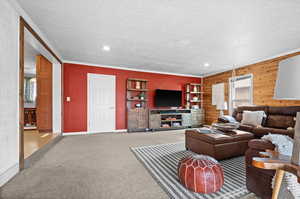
[24,77,37,103]
[229,74,253,114]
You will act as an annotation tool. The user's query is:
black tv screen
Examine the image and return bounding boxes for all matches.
[155,89,182,107]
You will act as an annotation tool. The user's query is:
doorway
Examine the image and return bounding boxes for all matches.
[19,17,63,169]
[87,73,116,133]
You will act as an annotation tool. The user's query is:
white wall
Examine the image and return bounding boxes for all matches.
[0,0,20,186]
[53,63,62,133]
[0,0,63,186]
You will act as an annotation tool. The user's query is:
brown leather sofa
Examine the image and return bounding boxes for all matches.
[232,106,299,138]
[234,106,300,199]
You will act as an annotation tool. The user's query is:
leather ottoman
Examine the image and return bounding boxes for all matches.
[178,154,224,193]
[185,129,254,160]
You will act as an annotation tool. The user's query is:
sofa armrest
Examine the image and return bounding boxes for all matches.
[248,139,275,151]
[245,139,275,167]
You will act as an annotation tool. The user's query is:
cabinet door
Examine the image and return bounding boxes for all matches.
[128,109,138,129]
[137,109,148,129]
[149,114,161,129]
[182,113,191,126]
[191,109,203,126]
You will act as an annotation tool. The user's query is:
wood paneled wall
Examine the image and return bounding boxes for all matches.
[203,52,300,125]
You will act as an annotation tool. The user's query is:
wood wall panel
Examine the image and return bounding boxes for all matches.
[203,52,300,125]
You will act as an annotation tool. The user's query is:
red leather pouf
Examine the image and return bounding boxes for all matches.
[178,155,224,194]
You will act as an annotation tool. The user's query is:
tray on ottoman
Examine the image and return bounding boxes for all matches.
[185,128,254,160]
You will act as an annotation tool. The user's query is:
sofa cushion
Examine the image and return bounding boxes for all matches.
[252,126,291,138]
[268,106,300,116]
[238,124,255,133]
[242,111,266,126]
[233,106,268,124]
[248,139,275,151]
[237,106,269,113]
[265,115,295,129]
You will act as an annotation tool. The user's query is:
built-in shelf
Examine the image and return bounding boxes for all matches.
[185,82,203,109]
[127,78,148,82]
[186,91,204,94]
[127,78,149,132]
[190,100,201,103]
[161,119,182,122]
[127,88,148,92]
[189,83,202,86]
[127,98,148,102]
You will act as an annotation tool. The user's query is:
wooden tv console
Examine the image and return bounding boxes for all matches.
[149,109,204,131]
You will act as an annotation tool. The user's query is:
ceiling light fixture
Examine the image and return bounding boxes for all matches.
[204,63,210,67]
[102,45,111,52]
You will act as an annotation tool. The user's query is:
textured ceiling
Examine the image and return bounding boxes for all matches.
[17,0,300,76]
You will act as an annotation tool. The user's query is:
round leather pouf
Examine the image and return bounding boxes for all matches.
[177,155,224,194]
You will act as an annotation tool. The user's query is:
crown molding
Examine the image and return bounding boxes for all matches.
[203,48,300,77]
[64,60,203,78]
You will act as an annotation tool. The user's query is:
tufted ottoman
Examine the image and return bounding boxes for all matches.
[177,155,224,194]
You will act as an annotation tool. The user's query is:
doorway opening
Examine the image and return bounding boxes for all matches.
[20,17,63,168]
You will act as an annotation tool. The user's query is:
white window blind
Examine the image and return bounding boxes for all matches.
[229,74,253,114]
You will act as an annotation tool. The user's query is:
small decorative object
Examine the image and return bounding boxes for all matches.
[135,81,141,89]
[135,103,141,108]
[139,92,145,100]
[178,155,224,193]
[192,105,199,109]
[193,86,198,92]
[212,122,239,132]
[162,124,170,128]
[173,122,181,127]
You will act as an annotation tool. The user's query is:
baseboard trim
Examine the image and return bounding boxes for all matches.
[0,163,19,187]
[62,131,88,136]
[112,129,127,133]
[63,129,128,136]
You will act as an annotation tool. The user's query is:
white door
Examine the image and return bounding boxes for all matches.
[88,73,116,133]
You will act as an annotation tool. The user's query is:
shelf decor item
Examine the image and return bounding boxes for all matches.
[135,81,141,89]
[193,85,198,92]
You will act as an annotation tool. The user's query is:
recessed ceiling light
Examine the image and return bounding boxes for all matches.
[204,63,210,67]
[102,45,111,51]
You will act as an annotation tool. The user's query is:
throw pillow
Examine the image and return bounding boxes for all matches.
[241,111,266,126]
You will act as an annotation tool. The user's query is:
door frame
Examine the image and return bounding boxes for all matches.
[19,17,63,170]
[87,73,116,133]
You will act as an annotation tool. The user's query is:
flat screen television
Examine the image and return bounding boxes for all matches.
[155,89,182,107]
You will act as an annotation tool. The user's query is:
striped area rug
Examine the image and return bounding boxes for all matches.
[131,143,250,199]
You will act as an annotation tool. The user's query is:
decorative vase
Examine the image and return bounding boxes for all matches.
[136,81,141,89]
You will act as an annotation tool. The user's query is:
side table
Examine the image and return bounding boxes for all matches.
[252,150,300,199]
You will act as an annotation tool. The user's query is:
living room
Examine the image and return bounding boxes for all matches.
[1,0,300,199]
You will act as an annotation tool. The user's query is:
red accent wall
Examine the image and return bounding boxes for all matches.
[63,63,202,132]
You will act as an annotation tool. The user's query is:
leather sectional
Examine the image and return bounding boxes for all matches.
[233,106,300,199]
[232,106,299,138]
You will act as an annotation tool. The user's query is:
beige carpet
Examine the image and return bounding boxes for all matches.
[0,130,258,199]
